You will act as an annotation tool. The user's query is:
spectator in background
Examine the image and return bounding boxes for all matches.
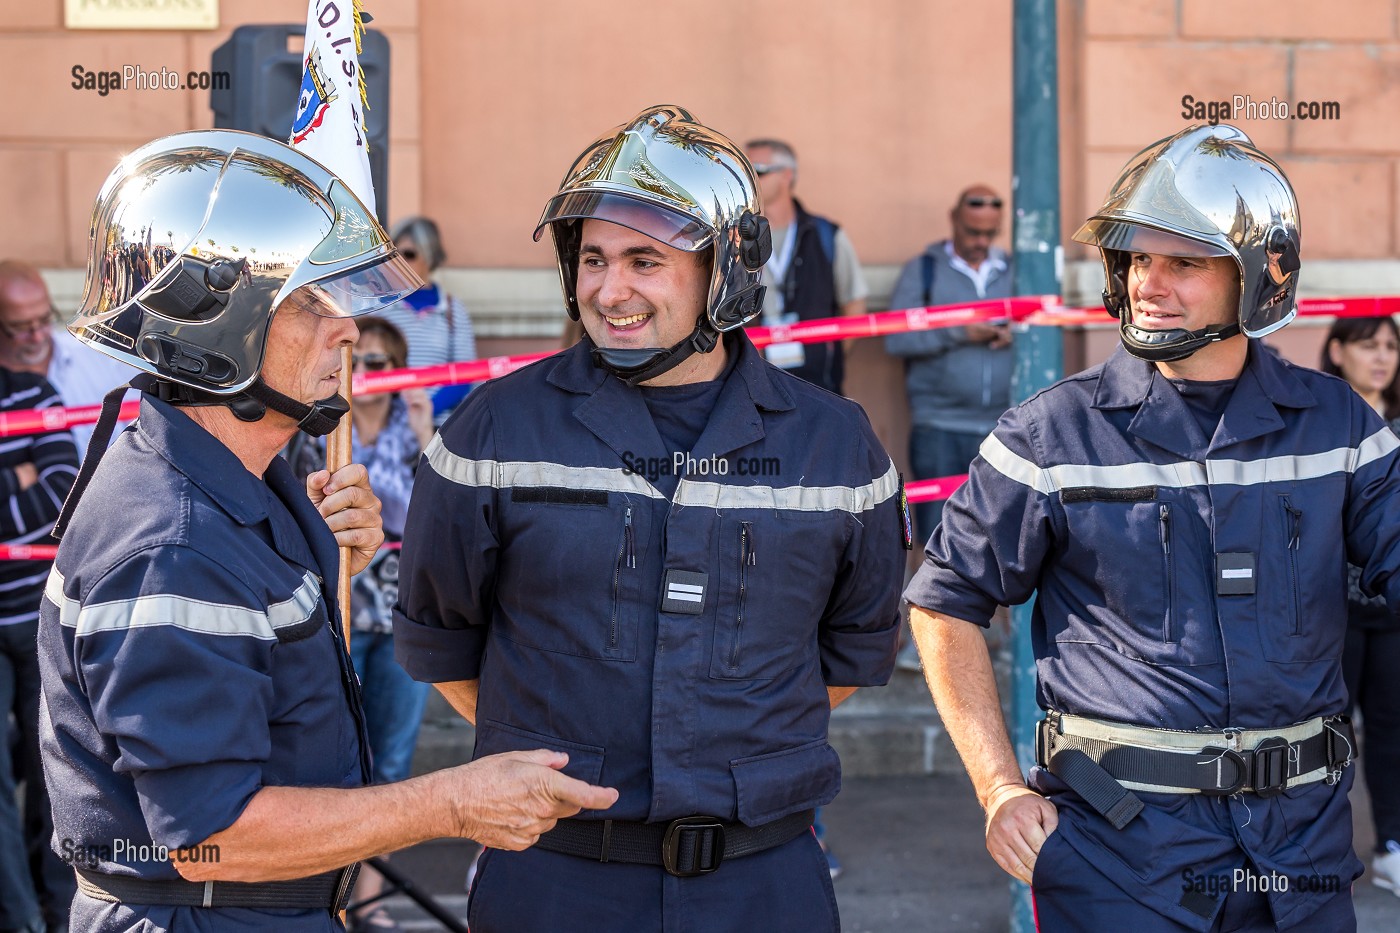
[885,187,1013,545]
[885,187,1013,671]
[0,261,135,456]
[745,139,868,396]
[0,365,79,933]
[379,217,477,423]
[1321,314,1400,897]
[286,317,435,933]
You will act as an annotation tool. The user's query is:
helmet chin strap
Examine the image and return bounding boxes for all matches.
[241,380,349,438]
[590,317,720,387]
[1110,293,1243,364]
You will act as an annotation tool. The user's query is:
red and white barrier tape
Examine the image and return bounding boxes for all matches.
[3,294,1397,440]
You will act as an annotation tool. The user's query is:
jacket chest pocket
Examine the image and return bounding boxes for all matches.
[495,492,648,661]
[709,512,847,681]
[1057,490,1220,667]
[1259,482,1347,663]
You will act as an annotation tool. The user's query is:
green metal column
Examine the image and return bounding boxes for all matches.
[1010,2,1062,930]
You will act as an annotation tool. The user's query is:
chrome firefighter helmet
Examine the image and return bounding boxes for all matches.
[533,105,772,384]
[73,129,421,428]
[1073,123,1301,362]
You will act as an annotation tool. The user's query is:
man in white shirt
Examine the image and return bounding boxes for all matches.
[0,261,135,455]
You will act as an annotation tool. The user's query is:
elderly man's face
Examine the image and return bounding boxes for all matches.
[574,218,709,358]
[950,201,1002,267]
[0,274,55,369]
[260,289,359,418]
[1127,252,1239,336]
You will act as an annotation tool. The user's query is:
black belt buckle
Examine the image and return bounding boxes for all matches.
[1250,737,1290,797]
[1197,745,1248,796]
[661,816,726,878]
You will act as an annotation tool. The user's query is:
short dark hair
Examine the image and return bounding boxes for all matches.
[1321,315,1400,420]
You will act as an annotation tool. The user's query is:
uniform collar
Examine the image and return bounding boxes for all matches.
[136,394,269,526]
[547,332,794,483]
[136,395,335,580]
[546,330,794,412]
[1092,343,1317,458]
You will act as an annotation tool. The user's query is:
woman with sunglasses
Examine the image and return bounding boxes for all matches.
[287,316,434,933]
[1320,314,1400,897]
[381,216,477,422]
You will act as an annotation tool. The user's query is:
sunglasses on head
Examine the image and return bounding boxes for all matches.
[963,197,1003,209]
[352,353,393,371]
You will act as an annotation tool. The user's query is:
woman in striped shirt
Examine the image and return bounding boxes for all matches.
[381,216,477,424]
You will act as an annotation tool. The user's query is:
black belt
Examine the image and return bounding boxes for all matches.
[74,863,359,910]
[535,810,815,877]
[1036,711,1356,830]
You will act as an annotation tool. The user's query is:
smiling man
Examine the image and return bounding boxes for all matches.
[904,124,1400,931]
[39,131,617,933]
[394,106,904,932]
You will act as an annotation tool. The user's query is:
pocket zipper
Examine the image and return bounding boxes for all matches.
[610,506,634,650]
[1159,503,1174,644]
[1282,498,1302,636]
[730,522,756,669]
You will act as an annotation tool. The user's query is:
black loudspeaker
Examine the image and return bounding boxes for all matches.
[211,23,391,226]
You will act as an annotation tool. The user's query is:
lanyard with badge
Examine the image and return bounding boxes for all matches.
[763,224,806,370]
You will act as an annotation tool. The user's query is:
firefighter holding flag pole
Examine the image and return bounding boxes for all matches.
[35,7,619,933]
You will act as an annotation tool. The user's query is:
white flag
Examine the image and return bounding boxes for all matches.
[290,0,375,214]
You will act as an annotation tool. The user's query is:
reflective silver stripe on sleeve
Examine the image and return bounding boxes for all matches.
[1356,426,1400,470]
[673,460,899,514]
[423,435,665,499]
[981,427,1400,494]
[51,568,321,640]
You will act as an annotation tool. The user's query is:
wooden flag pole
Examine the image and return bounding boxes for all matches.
[328,344,354,646]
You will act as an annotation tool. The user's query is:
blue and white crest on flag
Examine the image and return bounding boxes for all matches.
[292,46,336,145]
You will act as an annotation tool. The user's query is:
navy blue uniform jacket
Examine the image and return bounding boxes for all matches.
[39,396,368,932]
[906,344,1400,929]
[395,333,903,826]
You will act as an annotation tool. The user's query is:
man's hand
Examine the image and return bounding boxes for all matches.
[966,322,1012,349]
[13,462,37,490]
[445,749,620,850]
[984,784,1058,884]
[306,463,383,575]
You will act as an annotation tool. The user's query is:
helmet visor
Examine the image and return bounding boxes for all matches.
[290,252,423,318]
[533,192,714,252]
[1074,218,1232,258]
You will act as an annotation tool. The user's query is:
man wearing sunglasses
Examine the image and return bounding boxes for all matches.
[0,262,137,455]
[884,187,1013,565]
[743,139,869,396]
